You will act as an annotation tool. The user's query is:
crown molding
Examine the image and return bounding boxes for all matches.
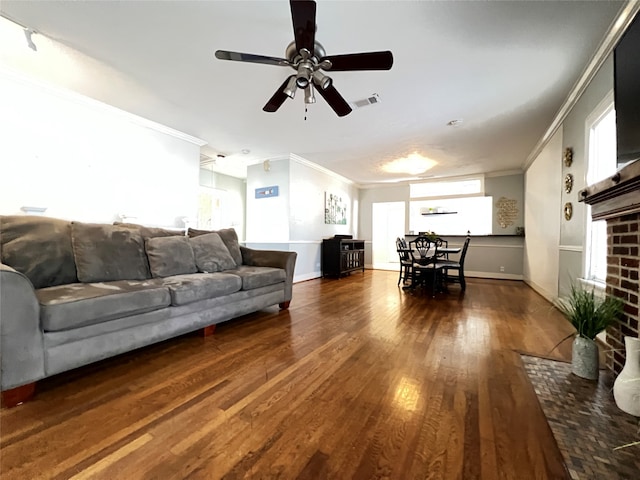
[523,2,640,171]
[289,153,356,186]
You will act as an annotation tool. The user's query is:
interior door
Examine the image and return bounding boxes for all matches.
[372,201,405,270]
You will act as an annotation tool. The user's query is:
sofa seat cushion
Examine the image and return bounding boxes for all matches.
[161,273,242,306]
[37,280,170,331]
[225,265,286,291]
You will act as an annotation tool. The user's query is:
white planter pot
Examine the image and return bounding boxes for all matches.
[572,335,599,380]
[613,336,640,417]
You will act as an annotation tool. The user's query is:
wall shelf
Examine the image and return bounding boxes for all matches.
[421,211,458,215]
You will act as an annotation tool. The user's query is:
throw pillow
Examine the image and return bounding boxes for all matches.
[189,232,236,272]
[71,222,150,282]
[188,227,242,266]
[0,215,78,288]
[145,236,197,278]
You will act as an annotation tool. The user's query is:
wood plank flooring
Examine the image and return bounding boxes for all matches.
[0,271,575,479]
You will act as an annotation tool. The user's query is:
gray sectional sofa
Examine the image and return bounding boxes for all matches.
[0,216,296,407]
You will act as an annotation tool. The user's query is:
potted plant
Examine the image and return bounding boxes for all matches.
[556,284,623,380]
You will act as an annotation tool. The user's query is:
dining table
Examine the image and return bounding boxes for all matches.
[399,244,462,293]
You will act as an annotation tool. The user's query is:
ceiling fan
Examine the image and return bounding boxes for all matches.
[215,0,393,117]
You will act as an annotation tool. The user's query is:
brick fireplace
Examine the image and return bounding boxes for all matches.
[605,213,639,373]
[581,160,640,374]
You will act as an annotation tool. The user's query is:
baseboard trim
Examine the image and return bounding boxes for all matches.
[294,272,321,283]
[523,278,558,304]
[465,271,523,281]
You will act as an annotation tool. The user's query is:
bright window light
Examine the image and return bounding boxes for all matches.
[409,196,492,235]
[585,103,616,284]
[410,177,483,198]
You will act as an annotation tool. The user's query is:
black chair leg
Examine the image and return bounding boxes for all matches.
[460,270,466,291]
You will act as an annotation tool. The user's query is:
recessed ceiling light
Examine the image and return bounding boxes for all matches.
[447,119,463,126]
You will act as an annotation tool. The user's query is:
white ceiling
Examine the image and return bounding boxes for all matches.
[0,0,627,184]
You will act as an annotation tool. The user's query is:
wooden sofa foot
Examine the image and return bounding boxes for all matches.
[2,382,36,408]
[201,325,216,337]
[279,301,291,310]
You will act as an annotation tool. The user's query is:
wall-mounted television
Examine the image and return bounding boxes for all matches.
[614,14,640,168]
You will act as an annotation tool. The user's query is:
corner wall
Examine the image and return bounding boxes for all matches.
[524,130,562,301]
[244,156,358,282]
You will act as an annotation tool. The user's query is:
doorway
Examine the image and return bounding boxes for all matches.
[372,202,406,270]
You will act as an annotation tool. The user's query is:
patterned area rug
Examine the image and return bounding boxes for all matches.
[521,354,640,480]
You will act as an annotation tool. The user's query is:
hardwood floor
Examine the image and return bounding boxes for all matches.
[0,271,575,479]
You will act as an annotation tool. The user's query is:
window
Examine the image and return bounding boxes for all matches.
[409,176,491,235]
[410,177,483,198]
[409,196,493,235]
[585,97,616,284]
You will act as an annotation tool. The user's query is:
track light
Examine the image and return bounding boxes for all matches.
[312,70,332,90]
[283,76,297,98]
[304,84,316,104]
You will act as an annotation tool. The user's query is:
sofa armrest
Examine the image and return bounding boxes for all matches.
[0,263,45,390]
[240,247,297,303]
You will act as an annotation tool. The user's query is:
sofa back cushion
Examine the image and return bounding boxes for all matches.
[145,236,197,278]
[71,222,150,282]
[114,222,185,239]
[189,232,236,272]
[0,215,78,288]
[188,227,242,266]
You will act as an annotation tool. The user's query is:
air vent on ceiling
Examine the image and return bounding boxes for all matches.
[352,93,380,109]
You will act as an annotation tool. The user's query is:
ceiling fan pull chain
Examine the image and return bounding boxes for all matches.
[304,105,308,121]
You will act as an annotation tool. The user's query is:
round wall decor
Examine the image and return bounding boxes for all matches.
[564,202,573,220]
[564,173,574,193]
[563,147,573,167]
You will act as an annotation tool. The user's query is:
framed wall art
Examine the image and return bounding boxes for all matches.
[324,192,348,225]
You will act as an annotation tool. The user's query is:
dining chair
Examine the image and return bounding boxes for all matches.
[396,237,413,286]
[408,236,445,297]
[440,236,471,291]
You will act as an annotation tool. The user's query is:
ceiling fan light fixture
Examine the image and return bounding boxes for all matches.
[382,153,437,175]
[296,68,311,88]
[304,84,316,104]
[284,76,297,98]
[312,70,332,90]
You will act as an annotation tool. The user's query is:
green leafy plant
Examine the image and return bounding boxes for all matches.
[556,284,624,340]
[423,230,438,242]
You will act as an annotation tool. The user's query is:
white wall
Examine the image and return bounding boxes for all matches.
[0,71,201,226]
[244,155,357,282]
[246,158,291,243]
[524,129,562,301]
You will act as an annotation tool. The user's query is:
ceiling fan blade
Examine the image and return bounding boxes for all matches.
[215,50,290,67]
[290,0,316,56]
[321,51,394,71]
[263,76,296,113]
[316,84,352,117]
